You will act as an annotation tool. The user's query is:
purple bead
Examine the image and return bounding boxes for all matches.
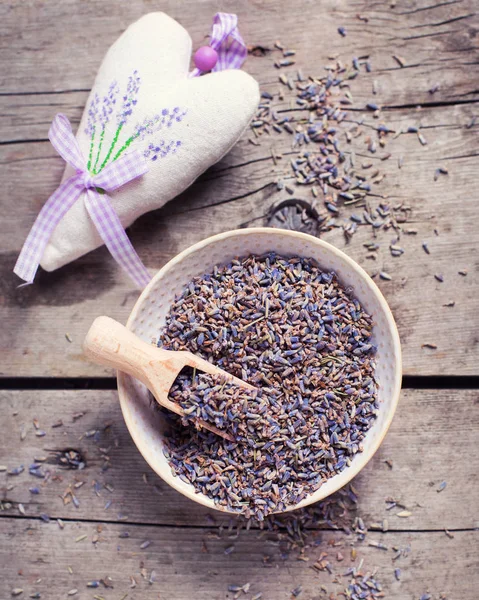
[194,46,218,72]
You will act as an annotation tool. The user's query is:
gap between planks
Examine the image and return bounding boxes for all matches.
[0,511,476,534]
[0,375,478,390]
[1,98,478,146]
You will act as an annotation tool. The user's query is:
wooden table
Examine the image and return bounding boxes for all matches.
[1,1,478,598]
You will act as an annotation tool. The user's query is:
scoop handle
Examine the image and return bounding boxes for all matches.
[83,316,161,384]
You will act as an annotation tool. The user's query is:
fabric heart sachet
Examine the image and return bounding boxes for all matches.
[15,12,259,287]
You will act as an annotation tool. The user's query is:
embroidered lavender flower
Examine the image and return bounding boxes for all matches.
[111,106,186,162]
[133,115,164,141]
[144,140,182,161]
[118,70,141,127]
[85,93,100,138]
[85,81,119,171]
[85,81,119,142]
[172,106,187,123]
[133,108,187,141]
[99,81,120,128]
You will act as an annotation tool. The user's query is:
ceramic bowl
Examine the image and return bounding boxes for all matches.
[118,228,402,514]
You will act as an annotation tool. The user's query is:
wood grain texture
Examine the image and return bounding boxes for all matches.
[0,2,478,376]
[0,104,477,376]
[1,388,477,530]
[0,0,477,100]
[0,518,477,600]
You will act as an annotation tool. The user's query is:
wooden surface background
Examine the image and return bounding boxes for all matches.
[1,0,478,598]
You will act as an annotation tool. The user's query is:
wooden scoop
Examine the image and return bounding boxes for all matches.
[83,316,254,440]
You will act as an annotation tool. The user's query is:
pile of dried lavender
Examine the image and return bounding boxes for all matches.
[168,370,280,441]
[159,253,379,520]
[250,45,423,259]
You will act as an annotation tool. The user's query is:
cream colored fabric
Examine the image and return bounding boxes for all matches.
[40,12,259,272]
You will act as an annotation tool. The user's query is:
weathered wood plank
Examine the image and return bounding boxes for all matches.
[1,74,478,145]
[0,1,477,378]
[1,388,477,530]
[0,518,477,600]
[0,0,477,102]
[1,104,477,376]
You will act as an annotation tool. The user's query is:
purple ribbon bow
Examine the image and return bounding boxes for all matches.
[190,12,247,77]
[14,114,151,288]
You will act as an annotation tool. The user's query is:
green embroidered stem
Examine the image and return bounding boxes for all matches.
[87,127,96,172]
[112,115,161,162]
[98,123,124,173]
[93,128,106,174]
[112,135,137,162]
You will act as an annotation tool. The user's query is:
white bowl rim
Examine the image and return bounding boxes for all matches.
[118,227,402,514]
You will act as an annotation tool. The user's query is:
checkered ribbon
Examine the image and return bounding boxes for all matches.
[190,13,247,77]
[14,114,151,288]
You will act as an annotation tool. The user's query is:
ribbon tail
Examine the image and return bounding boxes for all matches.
[83,189,151,289]
[14,176,83,283]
